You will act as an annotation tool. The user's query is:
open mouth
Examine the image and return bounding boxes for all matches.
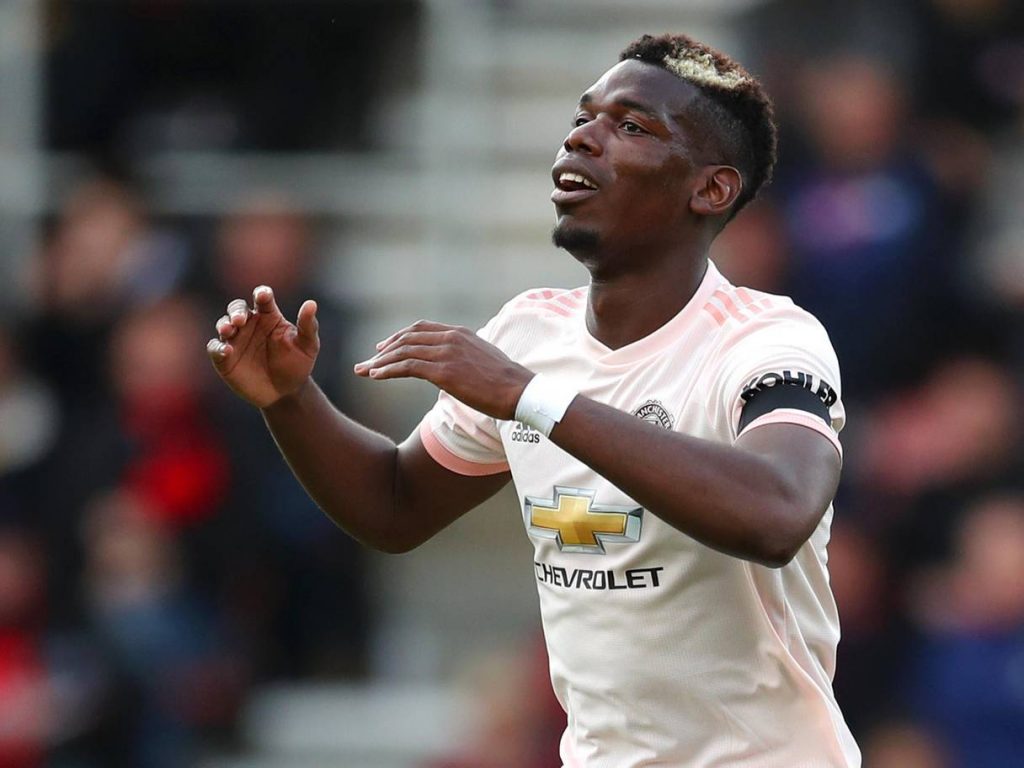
[552,170,600,205]
[556,172,599,192]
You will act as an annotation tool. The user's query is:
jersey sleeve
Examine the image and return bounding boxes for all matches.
[418,314,510,476]
[709,305,846,458]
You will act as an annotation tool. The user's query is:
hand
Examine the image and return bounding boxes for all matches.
[207,285,320,409]
[354,320,533,419]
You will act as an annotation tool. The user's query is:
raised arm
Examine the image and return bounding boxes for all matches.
[207,287,509,553]
[358,320,840,567]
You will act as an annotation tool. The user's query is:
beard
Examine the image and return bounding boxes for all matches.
[551,221,600,254]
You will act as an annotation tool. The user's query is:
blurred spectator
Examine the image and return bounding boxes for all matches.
[33,291,229,531]
[81,491,244,768]
[207,193,352,396]
[214,194,312,302]
[108,297,229,528]
[908,495,1024,767]
[23,177,189,413]
[857,356,1019,500]
[201,194,369,680]
[776,53,952,399]
[861,720,949,768]
[739,0,919,152]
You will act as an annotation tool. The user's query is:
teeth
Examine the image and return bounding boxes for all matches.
[559,172,598,190]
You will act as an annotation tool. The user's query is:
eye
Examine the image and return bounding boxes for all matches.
[621,120,646,134]
[573,115,590,127]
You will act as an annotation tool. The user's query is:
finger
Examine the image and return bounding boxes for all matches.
[354,342,444,373]
[375,320,455,351]
[216,315,237,341]
[366,358,438,382]
[296,300,319,343]
[206,338,234,369]
[372,330,454,360]
[374,326,415,352]
[226,299,250,327]
[293,299,320,357]
[253,285,281,316]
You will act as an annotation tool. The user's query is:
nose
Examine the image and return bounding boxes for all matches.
[563,119,603,156]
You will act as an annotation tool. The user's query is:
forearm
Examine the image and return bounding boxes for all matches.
[352,319,836,563]
[549,397,826,566]
[261,379,403,550]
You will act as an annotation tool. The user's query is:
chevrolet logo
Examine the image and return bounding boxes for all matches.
[526,486,643,554]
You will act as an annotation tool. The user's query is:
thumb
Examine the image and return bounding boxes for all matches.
[296,299,320,355]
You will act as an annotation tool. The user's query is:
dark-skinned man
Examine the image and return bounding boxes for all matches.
[208,34,861,768]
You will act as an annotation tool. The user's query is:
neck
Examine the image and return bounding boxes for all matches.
[585,250,709,350]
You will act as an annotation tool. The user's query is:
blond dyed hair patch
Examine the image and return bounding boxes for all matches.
[663,48,752,91]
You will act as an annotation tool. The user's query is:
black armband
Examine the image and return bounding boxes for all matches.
[738,374,834,433]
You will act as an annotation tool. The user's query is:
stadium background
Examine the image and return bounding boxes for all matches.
[0,0,1022,766]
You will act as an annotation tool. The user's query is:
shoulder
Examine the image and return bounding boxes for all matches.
[699,274,847,437]
[703,279,836,358]
[500,286,589,318]
[700,276,842,395]
[479,285,588,346]
[703,281,828,340]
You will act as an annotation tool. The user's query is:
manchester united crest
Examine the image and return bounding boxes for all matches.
[632,399,674,430]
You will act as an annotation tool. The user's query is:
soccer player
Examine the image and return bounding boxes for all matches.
[208,33,860,767]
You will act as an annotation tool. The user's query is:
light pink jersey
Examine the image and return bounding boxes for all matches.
[420,261,861,767]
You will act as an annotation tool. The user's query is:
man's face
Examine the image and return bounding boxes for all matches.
[551,59,706,270]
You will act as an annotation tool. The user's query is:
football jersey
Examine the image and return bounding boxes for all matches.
[419,260,861,767]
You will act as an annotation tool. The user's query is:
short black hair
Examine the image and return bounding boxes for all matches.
[620,34,778,219]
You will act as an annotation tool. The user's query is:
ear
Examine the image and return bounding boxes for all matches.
[689,165,743,218]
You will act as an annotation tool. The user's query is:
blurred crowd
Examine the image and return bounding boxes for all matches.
[715,2,1024,766]
[1,0,1023,767]
[0,183,369,767]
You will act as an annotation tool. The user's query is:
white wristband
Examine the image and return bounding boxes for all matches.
[514,373,578,437]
